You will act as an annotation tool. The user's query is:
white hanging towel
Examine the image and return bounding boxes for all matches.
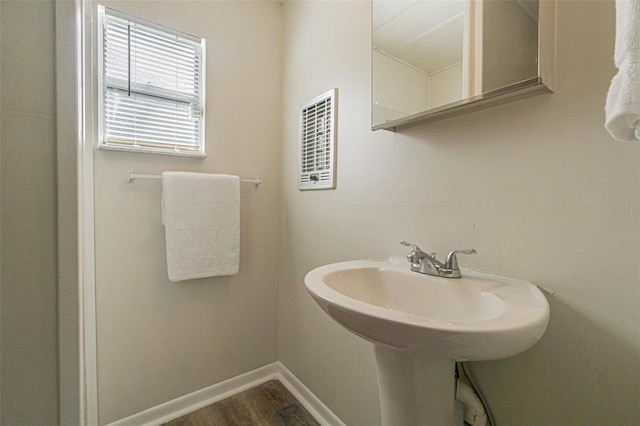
[162,172,240,281]
[605,0,640,141]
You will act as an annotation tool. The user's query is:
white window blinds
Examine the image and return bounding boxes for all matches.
[98,6,206,156]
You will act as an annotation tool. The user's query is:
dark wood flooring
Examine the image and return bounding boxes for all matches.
[163,380,320,426]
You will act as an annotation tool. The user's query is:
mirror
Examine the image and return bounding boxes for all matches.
[372,0,555,131]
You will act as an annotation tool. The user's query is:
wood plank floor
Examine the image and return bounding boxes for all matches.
[163,380,320,426]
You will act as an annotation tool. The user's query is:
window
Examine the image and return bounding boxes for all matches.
[98,6,206,156]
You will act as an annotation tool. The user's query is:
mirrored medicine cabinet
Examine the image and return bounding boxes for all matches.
[372,0,556,131]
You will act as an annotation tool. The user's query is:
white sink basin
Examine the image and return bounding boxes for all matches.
[304,258,550,361]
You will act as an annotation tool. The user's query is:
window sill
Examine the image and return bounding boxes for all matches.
[98,144,207,159]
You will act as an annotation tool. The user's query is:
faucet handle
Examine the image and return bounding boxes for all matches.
[401,241,438,264]
[444,249,477,270]
[400,240,432,263]
[400,240,437,253]
[400,240,434,254]
[400,241,421,264]
[400,240,422,252]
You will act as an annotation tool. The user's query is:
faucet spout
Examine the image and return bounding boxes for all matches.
[444,249,477,270]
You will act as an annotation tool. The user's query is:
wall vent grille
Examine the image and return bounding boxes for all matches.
[298,89,337,190]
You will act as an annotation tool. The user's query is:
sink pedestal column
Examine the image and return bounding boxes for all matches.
[374,344,456,426]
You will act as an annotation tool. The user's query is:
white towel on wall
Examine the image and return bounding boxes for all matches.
[162,172,240,282]
[605,0,640,141]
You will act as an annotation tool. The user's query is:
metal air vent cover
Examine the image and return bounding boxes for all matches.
[298,89,337,190]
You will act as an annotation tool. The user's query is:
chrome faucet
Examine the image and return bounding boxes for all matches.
[400,240,477,279]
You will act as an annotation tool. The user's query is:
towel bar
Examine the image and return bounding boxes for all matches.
[126,171,262,187]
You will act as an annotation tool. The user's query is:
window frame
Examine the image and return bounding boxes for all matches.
[97,6,207,157]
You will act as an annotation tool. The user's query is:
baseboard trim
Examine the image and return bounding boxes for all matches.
[277,363,346,426]
[105,362,343,426]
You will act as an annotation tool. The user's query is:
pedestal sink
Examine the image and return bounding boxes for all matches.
[304,258,550,425]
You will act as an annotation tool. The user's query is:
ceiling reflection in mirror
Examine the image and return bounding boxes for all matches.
[372,0,541,129]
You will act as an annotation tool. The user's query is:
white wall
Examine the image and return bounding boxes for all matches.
[371,51,464,122]
[372,50,428,124]
[92,1,282,423]
[0,0,59,424]
[280,1,639,425]
[429,63,463,109]
[482,0,538,92]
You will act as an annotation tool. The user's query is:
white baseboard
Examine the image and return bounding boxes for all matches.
[277,363,346,426]
[106,362,344,426]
